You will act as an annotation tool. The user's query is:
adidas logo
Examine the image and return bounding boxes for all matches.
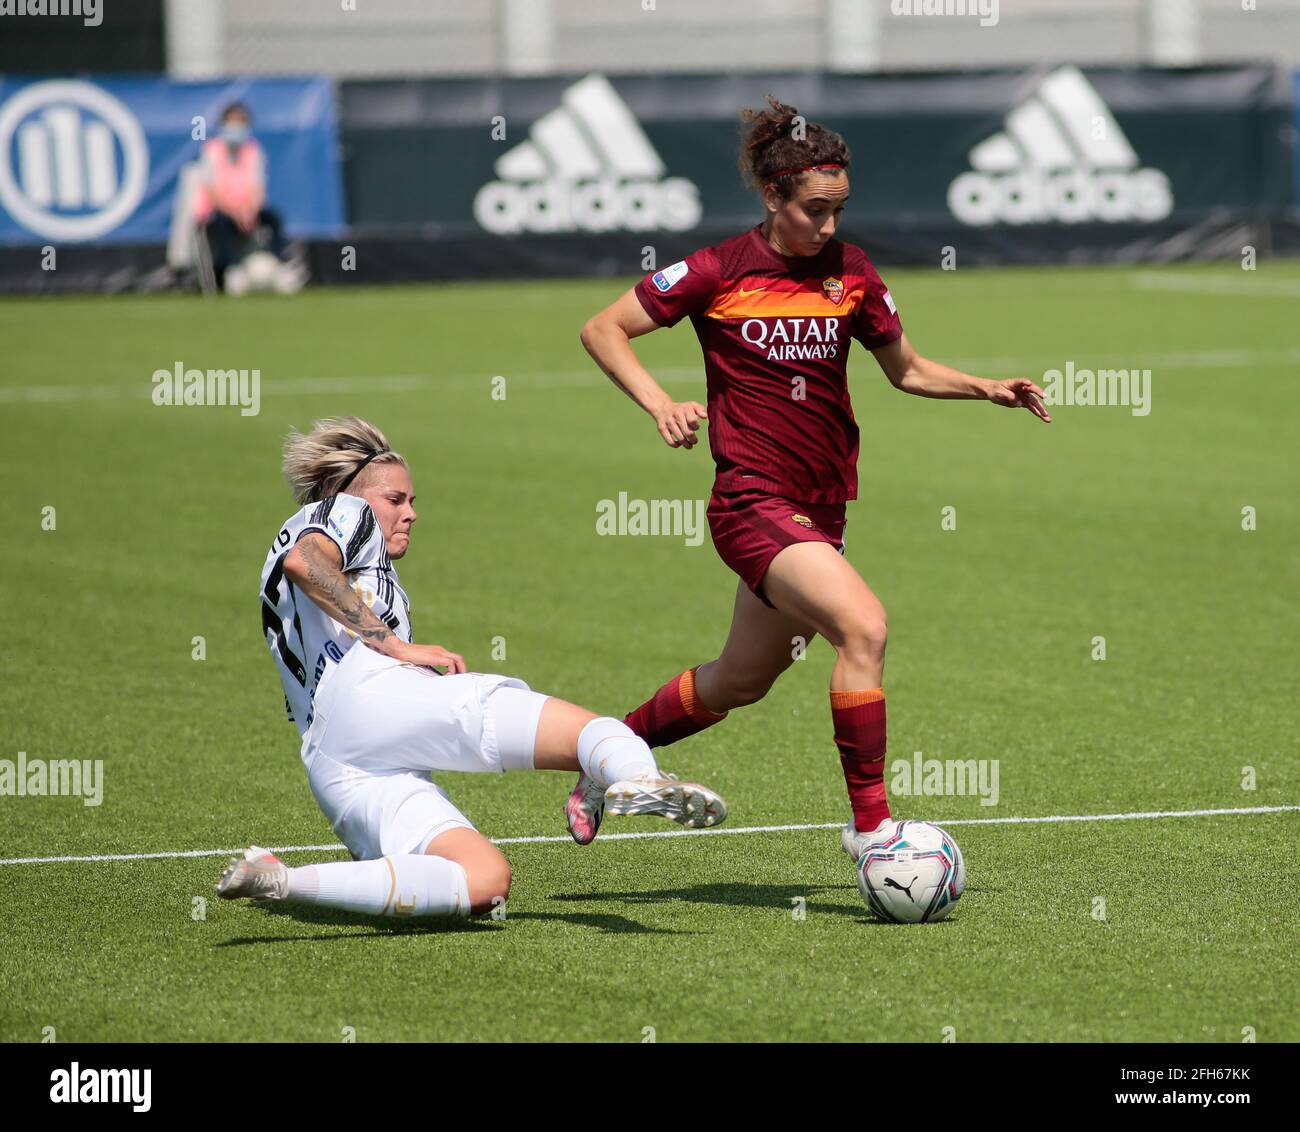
[947,66,1173,226]
[474,73,701,236]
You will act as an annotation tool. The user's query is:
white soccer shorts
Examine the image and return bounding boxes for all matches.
[299,644,548,861]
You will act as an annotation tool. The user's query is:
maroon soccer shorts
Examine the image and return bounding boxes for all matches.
[706,487,847,608]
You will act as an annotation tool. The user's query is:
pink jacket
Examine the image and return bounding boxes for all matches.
[192,137,266,223]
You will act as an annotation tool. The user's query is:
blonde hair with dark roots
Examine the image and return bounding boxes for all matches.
[281,416,407,505]
[738,95,851,199]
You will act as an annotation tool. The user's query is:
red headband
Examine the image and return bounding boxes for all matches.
[765,162,845,182]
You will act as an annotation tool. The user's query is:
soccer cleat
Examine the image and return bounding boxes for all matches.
[216,845,289,901]
[564,772,607,845]
[604,772,728,830]
[840,818,894,864]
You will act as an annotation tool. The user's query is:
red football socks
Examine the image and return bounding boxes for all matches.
[624,666,728,748]
[831,688,891,833]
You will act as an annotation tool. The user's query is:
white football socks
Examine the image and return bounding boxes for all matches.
[577,716,660,786]
[286,854,471,919]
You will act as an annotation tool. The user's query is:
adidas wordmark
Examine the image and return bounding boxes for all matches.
[948,66,1173,225]
[475,73,701,235]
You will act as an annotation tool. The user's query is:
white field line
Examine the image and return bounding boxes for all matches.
[945,346,1300,372]
[1132,272,1300,298]
[4,344,1300,405]
[1,804,1294,867]
[0,370,616,404]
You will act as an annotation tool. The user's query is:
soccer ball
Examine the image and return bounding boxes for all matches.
[225,252,306,296]
[856,820,965,923]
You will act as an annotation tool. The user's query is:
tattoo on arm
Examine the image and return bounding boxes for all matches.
[298,537,393,644]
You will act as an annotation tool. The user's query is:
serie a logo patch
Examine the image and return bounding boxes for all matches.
[653,260,690,292]
[821,277,844,305]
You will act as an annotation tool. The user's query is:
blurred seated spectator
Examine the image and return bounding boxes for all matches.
[192,103,307,295]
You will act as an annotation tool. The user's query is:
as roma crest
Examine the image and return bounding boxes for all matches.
[821,277,845,305]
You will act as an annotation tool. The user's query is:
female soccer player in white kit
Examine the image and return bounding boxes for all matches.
[217,417,727,921]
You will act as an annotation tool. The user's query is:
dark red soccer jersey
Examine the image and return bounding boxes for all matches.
[634,224,902,504]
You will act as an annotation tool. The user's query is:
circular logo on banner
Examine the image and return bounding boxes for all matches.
[0,80,149,242]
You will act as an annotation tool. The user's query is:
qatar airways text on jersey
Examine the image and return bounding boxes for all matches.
[739,316,842,360]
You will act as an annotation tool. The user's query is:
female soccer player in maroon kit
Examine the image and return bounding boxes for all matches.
[573,98,1050,860]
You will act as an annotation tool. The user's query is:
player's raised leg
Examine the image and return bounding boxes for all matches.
[761,541,893,860]
[531,695,727,845]
[621,579,812,747]
[621,662,729,748]
[693,579,818,714]
[585,581,808,840]
[310,650,721,833]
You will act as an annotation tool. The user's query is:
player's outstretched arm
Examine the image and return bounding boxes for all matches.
[283,533,466,673]
[871,332,1051,422]
[581,286,708,449]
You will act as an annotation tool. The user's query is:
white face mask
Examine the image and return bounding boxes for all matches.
[221,122,250,145]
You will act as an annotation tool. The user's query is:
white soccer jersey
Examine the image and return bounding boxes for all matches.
[259,493,413,735]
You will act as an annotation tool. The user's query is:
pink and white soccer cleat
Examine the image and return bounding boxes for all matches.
[604,773,727,830]
[564,773,607,845]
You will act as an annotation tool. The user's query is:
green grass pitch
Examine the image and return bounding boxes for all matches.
[1,261,1296,1042]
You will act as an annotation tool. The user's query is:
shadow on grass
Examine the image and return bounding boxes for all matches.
[549,881,867,918]
[550,881,979,926]
[212,899,687,941]
[212,882,976,944]
[502,911,693,935]
[213,901,502,945]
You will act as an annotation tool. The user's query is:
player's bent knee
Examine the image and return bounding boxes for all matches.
[723,673,778,708]
[464,840,513,916]
[704,661,778,710]
[837,615,888,665]
[423,827,512,915]
[467,860,512,917]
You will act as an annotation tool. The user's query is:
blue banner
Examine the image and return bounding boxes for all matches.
[0,76,343,245]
